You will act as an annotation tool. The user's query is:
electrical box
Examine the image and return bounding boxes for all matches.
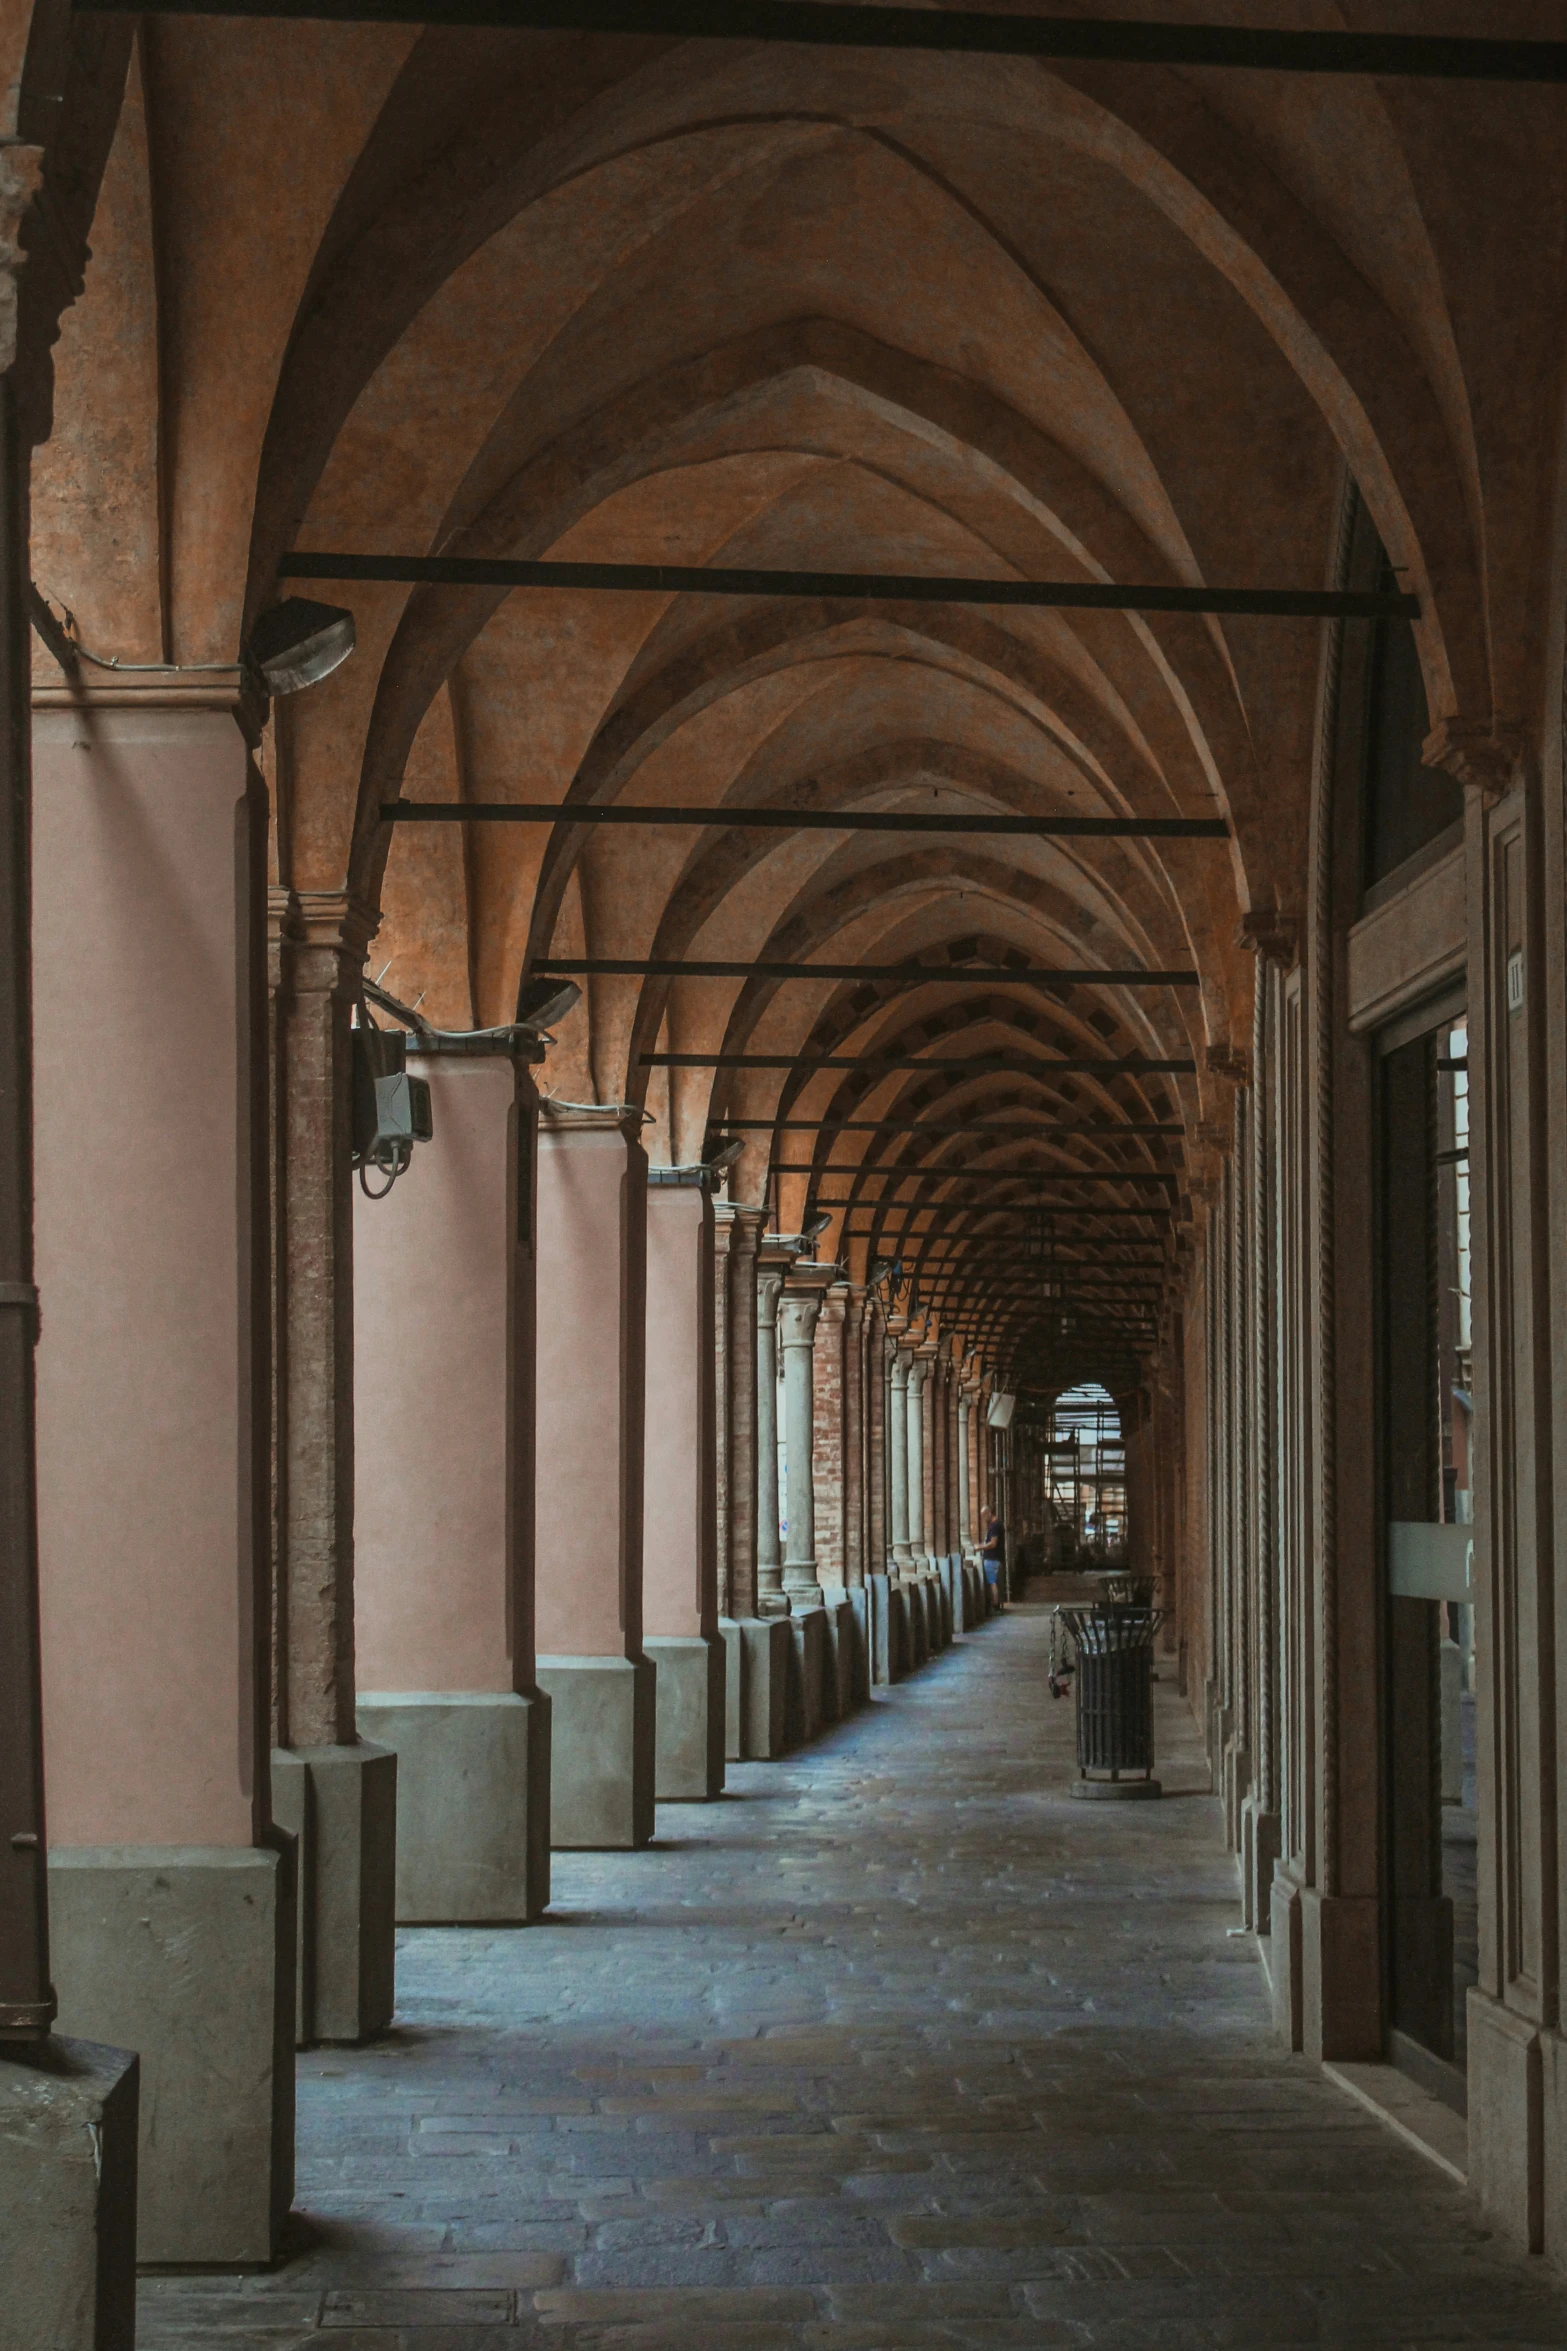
[352,1025,433,1192]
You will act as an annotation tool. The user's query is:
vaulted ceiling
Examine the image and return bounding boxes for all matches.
[28,8,1567,1397]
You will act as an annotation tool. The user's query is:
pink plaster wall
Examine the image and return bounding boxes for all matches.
[355,1056,520,1692]
[642,1181,716,1640]
[34,704,267,1848]
[534,1117,646,1658]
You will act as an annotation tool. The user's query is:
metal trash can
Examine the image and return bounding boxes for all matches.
[1059,1604,1164,1800]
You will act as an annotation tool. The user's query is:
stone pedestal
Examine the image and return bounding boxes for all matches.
[869,1571,899,1686]
[270,1742,397,2041]
[31,693,292,2261]
[643,1174,723,1800]
[536,1656,656,1848]
[49,1848,293,2266]
[0,2037,139,2351]
[818,1590,857,1721]
[719,1617,745,1759]
[1469,1988,1545,2252]
[645,1635,726,1799]
[355,1695,548,1921]
[787,1606,828,1746]
[740,1616,792,1756]
[536,1107,655,1847]
[356,1051,550,1918]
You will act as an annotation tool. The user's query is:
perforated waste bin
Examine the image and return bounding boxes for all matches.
[1059,1604,1164,1800]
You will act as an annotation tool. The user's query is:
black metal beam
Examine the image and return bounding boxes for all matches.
[648,1052,1193,1070]
[822,1197,1173,1214]
[773,1164,1174,1181]
[285,548,1417,619]
[538,957,1199,985]
[714,1119,1183,1133]
[86,2,1567,82]
[385,802,1227,839]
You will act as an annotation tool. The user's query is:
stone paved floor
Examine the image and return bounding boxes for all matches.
[140,1600,1567,2347]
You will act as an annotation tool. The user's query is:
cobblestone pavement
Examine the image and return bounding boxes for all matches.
[141,1600,1567,2347]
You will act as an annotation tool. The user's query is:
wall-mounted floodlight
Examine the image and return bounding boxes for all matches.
[704,1137,745,1174]
[247,597,356,695]
[517,975,583,1033]
[802,1209,833,1240]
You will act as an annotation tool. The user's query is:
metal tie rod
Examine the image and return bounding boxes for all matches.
[646,1052,1194,1070]
[287,549,1416,619]
[713,1119,1183,1133]
[91,3,1567,82]
[536,957,1199,985]
[771,1164,1174,1180]
[384,802,1226,839]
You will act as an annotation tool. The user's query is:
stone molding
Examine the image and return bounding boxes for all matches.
[1423,713,1525,807]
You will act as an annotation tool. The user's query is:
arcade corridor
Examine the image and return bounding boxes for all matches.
[140,1604,1562,2348]
[15,10,1567,2339]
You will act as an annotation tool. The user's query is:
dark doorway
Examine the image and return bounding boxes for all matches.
[1376,1006,1475,2107]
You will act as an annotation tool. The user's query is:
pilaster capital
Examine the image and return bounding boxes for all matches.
[1204,1043,1251,1086]
[0,140,42,377]
[1423,713,1525,807]
[270,885,380,972]
[1236,908,1300,967]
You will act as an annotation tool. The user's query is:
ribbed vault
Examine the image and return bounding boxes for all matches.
[31,7,1567,1401]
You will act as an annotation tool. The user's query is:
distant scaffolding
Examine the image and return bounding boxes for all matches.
[1043,1383,1126,1568]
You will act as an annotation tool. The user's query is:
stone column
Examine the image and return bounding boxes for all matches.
[810,1282,848,1591]
[355,1045,549,1919]
[957,1388,972,1552]
[723,1206,764,1621]
[712,1204,734,1620]
[888,1341,913,1567]
[643,1170,724,1799]
[906,1352,928,1566]
[533,1103,655,1849]
[842,1288,867,1588]
[864,1297,887,1576]
[1,272,139,2330]
[930,1353,949,1563]
[779,1279,830,1609]
[33,679,292,2264]
[269,888,396,2046]
[755,1248,790,1616]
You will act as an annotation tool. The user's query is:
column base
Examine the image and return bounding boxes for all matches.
[536,1655,655,1849]
[1542,2026,1567,2270]
[357,1692,550,1923]
[1301,1889,1381,2063]
[718,1618,744,1760]
[1269,1867,1305,2051]
[1239,1799,1281,1934]
[846,1584,872,1704]
[1470,1989,1544,2253]
[869,1572,895,1686]
[816,1591,857,1722]
[645,1633,726,1799]
[739,1616,792,1756]
[0,2036,138,2350]
[271,1741,397,2044]
[890,1578,916,1673]
[48,1845,294,2265]
[787,1606,828,1745]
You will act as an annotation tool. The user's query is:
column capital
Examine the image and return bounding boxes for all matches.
[777,1287,826,1349]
